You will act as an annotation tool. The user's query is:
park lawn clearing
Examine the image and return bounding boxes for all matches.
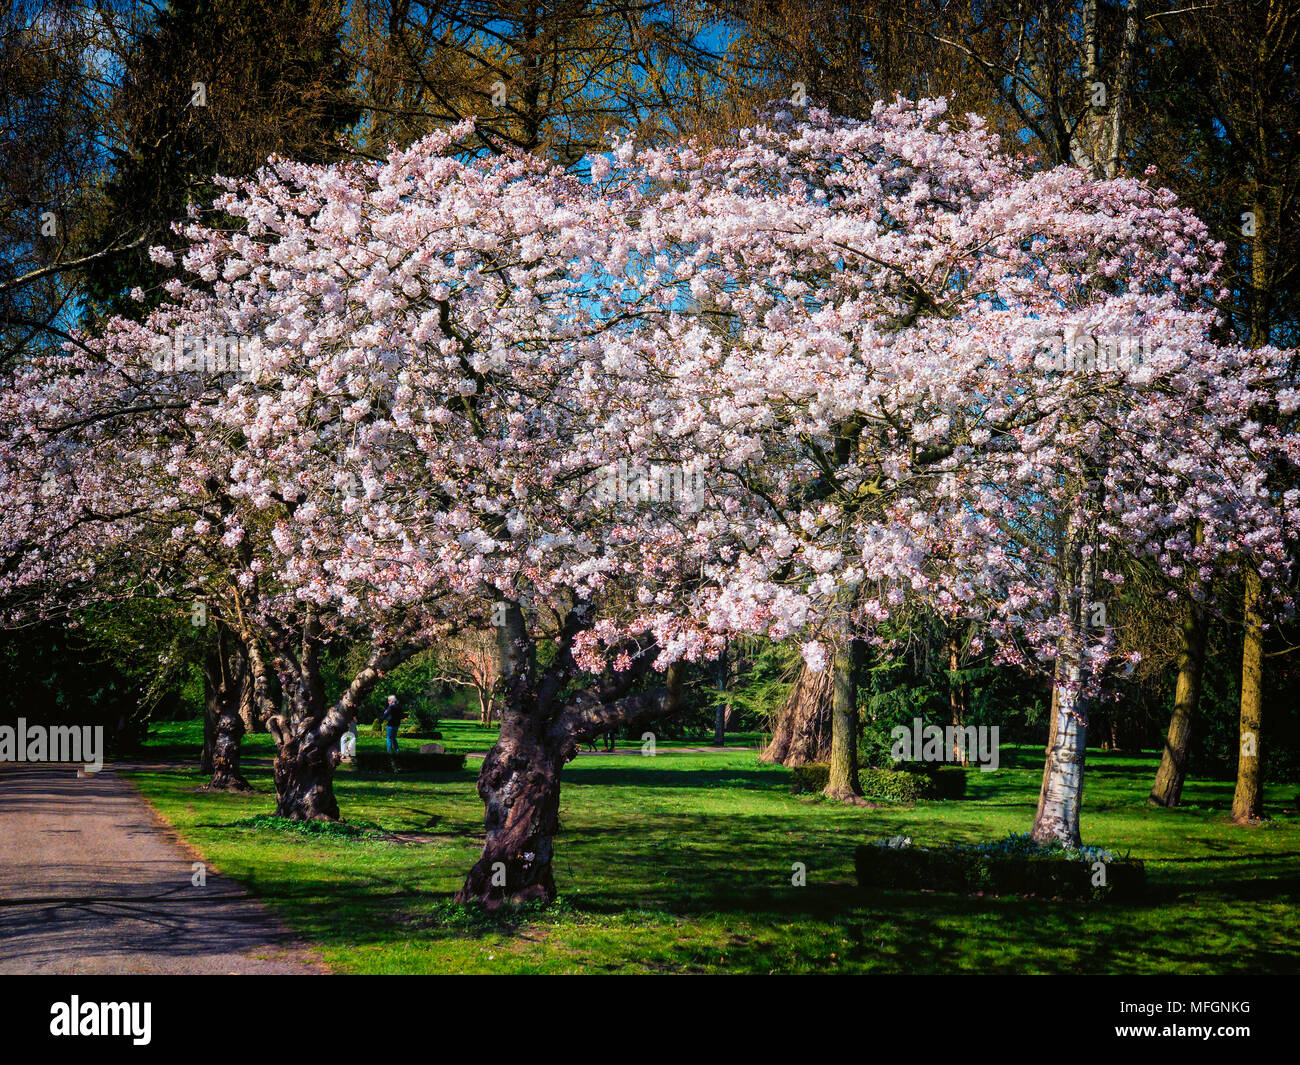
[124,735,1300,974]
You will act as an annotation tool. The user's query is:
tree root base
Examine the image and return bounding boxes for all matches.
[200,777,253,793]
[823,786,870,805]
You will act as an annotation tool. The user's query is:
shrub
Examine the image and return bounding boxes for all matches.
[785,759,972,801]
[790,763,830,793]
[860,767,932,801]
[929,766,968,799]
[355,750,467,774]
[791,762,968,800]
[409,702,441,734]
[855,833,1145,901]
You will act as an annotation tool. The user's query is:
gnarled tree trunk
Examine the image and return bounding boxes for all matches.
[268,620,420,821]
[456,603,684,909]
[457,706,566,905]
[272,727,340,820]
[760,664,833,766]
[201,627,251,792]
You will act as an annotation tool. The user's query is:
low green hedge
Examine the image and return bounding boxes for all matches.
[790,763,831,793]
[355,750,467,774]
[790,762,967,800]
[924,766,968,800]
[860,767,927,801]
[855,834,1145,901]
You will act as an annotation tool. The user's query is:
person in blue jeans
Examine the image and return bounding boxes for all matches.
[382,694,404,753]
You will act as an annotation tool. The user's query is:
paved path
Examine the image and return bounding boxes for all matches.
[0,763,326,974]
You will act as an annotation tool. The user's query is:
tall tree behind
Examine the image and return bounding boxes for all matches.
[81,0,359,319]
[892,0,1144,176]
[700,0,1019,141]
[695,1,1006,795]
[1140,1,1300,822]
[348,0,722,168]
[0,0,123,369]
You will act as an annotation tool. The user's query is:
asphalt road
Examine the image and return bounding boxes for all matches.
[0,762,325,974]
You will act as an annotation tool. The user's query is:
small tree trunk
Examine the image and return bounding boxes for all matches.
[1150,597,1209,807]
[1232,568,1266,823]
[200,699,215,776]
[823,640,863,802]
[208,707,249,791]
[201,628,251,791]
[760,664,833,766]
[711,645,728,746]
[1033,650,1087,846]
[948,637,969,766]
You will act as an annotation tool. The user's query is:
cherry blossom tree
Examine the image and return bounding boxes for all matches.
[3,120,733,898]
[4,98,1296,905]
[429,630,500,725]
[596,98,1300,843]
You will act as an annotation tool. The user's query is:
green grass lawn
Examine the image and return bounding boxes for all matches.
[125,725,1300,974]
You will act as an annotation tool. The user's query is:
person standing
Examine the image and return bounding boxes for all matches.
[382,694,403,753]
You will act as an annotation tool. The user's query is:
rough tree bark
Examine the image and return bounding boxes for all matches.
[267,618,420,820]
[823,639,864,802]
[1149,597,1209,807]
[237,682,261,734]
[200,626,251,792]
[1232,567,1266,823]
[455,604,685,909]
[759,664,833,766]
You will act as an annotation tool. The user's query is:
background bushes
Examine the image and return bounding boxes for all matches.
[791,762,968,800]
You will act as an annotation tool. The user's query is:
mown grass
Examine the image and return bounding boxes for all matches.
[125,727,1300,974]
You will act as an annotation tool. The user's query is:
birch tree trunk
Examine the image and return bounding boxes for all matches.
[1033,650,1088,846]
[1032,517,1096,846]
